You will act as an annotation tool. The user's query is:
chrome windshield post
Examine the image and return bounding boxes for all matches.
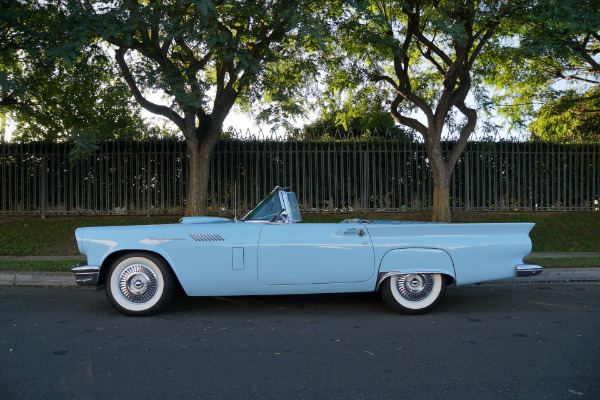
[279,190,293,224]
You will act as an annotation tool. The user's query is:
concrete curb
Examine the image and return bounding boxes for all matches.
[0,268,599,288]
[0,271,76,287]
[0,256,85,261]
[489,268,600,284]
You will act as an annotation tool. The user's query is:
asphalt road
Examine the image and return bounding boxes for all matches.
[1,284,599,399]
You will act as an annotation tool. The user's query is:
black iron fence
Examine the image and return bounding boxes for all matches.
[1,137,599,215]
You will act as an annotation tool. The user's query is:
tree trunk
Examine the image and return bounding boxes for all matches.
[185,132,219,216]
[432,184,451,223]
[424,133,453,223]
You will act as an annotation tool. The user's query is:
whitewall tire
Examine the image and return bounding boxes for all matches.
[380,273,447,315]
[105,253,175,316]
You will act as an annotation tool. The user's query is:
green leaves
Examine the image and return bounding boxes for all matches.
[6,37,157,147]
[59,0,324,140]
[68,129,101,161]
[529,88,600,143]
[483,0,600,136]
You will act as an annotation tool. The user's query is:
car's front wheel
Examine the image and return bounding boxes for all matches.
[105,253,175,316]
[380,273,447,315]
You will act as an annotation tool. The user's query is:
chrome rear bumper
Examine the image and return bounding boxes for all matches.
[71,265,100,286]
[516,264,543,277]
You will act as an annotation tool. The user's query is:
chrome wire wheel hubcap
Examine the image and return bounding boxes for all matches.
[396,273,434,301]
[118,264,157,303]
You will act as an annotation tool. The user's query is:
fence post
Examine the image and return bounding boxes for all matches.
[40,153,48,218]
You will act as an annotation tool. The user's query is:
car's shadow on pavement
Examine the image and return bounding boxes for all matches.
[165,291,387,315]
[82,282,575,317]
[163,284,525,316]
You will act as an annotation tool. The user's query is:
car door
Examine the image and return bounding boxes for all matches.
[257,223,375,285]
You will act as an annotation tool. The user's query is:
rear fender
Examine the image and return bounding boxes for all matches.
[376,248,456,290]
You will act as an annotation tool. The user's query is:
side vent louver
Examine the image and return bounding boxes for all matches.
[190,233,225,242]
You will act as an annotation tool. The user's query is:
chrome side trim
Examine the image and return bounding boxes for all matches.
[71,265,100,286]
[516,264,543,277]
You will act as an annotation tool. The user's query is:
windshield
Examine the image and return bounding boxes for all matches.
[287,192,302,222]
[242,188,283,221]
[242,187,302,222]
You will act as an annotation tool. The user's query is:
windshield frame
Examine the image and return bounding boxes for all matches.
[242,187,302,223]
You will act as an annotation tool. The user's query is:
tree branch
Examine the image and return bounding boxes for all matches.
[571,108,600,115]
[446,100,477,174]
[0,95,19,107]
[576,48,600,73]
[390,94,427,136]
[416,41,446,75]
[406,12,452,67]
[114,47,186,133]
[160,38,173,59]
[556,72,600,85]
[468,26,497,68]
[371,73,433,121]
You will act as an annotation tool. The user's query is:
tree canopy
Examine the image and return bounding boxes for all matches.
[2,0,598,219]
[1,0,156,149]
[529,87,600,142]
[485,0,600,135]
[293,86,414,140]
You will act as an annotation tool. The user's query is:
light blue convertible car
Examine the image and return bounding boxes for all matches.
[72,187,542,316]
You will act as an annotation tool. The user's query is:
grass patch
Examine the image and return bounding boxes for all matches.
[0,260,77,272]
[451,211,599,253]
[0,216,179,256]
[525,257,600,269]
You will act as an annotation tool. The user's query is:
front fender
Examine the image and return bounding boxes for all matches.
[376,248,456,290]
[76,228,176,281]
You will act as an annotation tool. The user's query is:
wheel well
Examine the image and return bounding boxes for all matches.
[97,250,179,288]
[443,274,456,286]
[377,272,455,291]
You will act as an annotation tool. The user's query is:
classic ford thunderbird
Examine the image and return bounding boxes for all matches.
[72,187,542,316]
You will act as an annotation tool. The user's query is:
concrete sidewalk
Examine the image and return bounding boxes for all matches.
[0,255,86,261]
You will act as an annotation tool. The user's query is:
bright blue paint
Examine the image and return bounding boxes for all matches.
[379,248,455,278]
[365,222,534,285]
[257,223,374,285]
[75,188,538,297]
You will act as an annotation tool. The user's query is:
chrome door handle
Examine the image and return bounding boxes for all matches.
[344,228,365,236]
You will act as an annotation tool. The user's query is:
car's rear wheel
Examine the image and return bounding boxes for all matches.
[105,253,175,316]
[380,273,447,315]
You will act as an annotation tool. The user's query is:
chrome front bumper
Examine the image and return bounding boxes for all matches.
[516,264,543,277]
[71,265,100,286]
